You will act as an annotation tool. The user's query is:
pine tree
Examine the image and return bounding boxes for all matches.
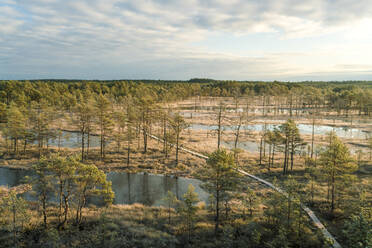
[29,100,54,158]
[47,154,76,228]
[216,102,225,149]
[242,188,259,217]
[125,96,137,166]
[30,158,54,228]
[0,191,30,247]
[95,94,114,160]
[279,119,304,174]
[163,190,178,225]
[177,184,199,243]
[320,132,357,213]
[74,163,114,224]
[199,149,241,235]
[265,128,283,171]
[73,100,94,161]
[138,95,155,153]
[5,102,27,154]
[342,212,372,248]
[169,113,189,166]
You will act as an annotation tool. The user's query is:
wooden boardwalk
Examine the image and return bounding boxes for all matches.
[148,133,342,248]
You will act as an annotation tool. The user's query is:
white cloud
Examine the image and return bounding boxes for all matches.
[0,0,372,80]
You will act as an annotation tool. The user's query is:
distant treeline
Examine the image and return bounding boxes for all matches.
[1,79,372,115]
[1,78,372,97]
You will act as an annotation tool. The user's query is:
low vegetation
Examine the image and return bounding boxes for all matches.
[0,79,371,247]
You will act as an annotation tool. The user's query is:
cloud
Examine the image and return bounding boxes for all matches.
[0,0,372,80]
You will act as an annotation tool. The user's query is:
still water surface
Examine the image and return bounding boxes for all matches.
[189,123,368,139]
[34,131,101,149]
[0,167,208,206]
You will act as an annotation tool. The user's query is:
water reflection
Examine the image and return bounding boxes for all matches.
[221,140,259,152]
[108,171,208,206]
[188,123,368,139]
[0,168,208,206]
[0,167,31,187]
[32,131,101,148]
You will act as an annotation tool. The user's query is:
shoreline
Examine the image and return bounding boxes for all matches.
[0,159,197,179]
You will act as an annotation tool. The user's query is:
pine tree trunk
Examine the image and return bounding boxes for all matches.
[290,138,294,171]
[13,138,17,153]
[215,189,220,236]
[87,130,90,159]
[81,128,85,162]
[331,170,335,213]
[268,143,272,171]
[217,107,222,150]
[283,140,288,174]
[259,136,263,165]
[311,118,315,158]
[127,128,131,166]
[42,192,47,228]
[271,144,275,170]
[23,139,27,154]
[100,122,104,160]
[234,123,241,149]
[175,129,179,166]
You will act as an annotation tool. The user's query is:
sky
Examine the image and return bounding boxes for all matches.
[1,0,372,81]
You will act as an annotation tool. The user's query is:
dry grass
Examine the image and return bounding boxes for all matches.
[0,134,206,178]
[0,97,370,247]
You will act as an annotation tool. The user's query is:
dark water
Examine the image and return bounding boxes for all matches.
[109,172,208,206]
[34,131,101,149]
[189,123,368,139]
[0,167,208,206]
[221,140,259,152]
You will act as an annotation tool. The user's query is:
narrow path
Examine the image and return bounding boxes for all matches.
[148,133,342,248]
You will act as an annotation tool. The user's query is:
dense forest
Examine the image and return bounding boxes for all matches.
[0,79,371,248]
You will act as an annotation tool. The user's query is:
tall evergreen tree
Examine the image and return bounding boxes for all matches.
[74,100,94,161]
[169,113,189,166]
[198,149,241,235]
[95,94,114,160]
[177,184,199,244]
[4,102,26,154]
[280,119,304,174]
[320,132,357,213]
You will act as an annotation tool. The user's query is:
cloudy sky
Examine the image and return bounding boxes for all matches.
[1,0,372,81]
